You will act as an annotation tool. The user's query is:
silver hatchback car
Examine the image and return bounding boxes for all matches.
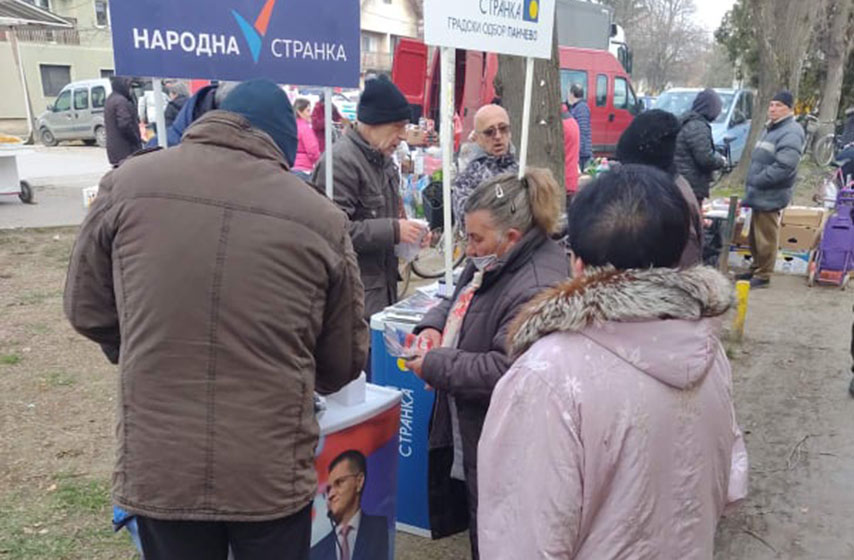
[37,78,112,147]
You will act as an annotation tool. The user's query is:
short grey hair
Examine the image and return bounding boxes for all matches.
[165,81,189,98]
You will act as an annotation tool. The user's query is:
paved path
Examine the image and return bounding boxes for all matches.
[0,145,109,229]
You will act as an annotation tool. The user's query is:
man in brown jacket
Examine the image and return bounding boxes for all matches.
[64,79,368,559]
[312,76,426,322]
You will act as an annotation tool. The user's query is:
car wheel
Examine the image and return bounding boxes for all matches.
[18,180,34,204]
[94,126,107,148]
[40,127,58,147]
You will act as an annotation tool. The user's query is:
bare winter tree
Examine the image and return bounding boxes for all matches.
[630,0,706,92]
[817,0,854,138]
[725,0,819,183]
[496,19,566,196]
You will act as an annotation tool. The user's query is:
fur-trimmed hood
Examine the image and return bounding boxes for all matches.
[509,266,734,389]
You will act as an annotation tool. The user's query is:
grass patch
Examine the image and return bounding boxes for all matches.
[1,353,22,365]
[43,371,75,388]
[0,478,135,560]
[53,477,110,513]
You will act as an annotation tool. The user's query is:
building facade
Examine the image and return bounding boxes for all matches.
[1,0,113,134]
[360,0,419,75]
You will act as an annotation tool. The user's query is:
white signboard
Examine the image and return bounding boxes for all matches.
[424,0,556,59]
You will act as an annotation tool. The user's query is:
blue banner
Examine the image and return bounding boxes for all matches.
[109,0,360,87]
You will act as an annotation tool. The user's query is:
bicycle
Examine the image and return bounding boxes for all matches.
[710,137,735,188]
[801,114,840,167]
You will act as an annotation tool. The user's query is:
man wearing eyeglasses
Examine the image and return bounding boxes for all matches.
[452,104,519,222]
[311,450,389,560]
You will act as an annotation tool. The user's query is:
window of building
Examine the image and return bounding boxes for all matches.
[54,90,71,112]
[91,86,107,109]
[361,32,379,53]
[614,77,628,109]
[40,64,71,97]
[23,0,50,10]
[596,74,608,107]
[94,0,109,27]
[559,69,587,103]
[73,88,89,110]
[383,0,392,4]
[100,69,114,78]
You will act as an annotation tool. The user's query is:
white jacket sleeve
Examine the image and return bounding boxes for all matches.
[477,363,584,559]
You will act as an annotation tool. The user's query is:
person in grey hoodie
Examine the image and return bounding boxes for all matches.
[674,88,727,205]
[740,90,805,288]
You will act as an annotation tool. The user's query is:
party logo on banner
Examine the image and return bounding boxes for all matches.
[109,0,360,87]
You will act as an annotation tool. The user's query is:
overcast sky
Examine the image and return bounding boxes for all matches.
[693,0,737,35]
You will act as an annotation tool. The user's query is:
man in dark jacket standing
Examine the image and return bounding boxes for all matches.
[568,84,593,171]
[674,88,726,205]
[65,79,368,559]
[741,90,805,288]
[163,81,189,129]
[104,76,141,166]
[312,76,426,323]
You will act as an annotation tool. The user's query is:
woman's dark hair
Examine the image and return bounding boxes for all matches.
[293,98,311,114]
[568,164,690,269]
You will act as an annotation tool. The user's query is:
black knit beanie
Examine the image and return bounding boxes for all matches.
[357,75,412,125]
[221,79,298,166]
[772,90,794,109]
[616,109,681,174]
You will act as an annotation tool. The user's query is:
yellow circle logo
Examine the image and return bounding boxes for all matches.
[528,0,539,20]
[397,358,409,371]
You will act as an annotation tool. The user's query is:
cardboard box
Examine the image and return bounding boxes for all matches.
[779,224,820,251]
[405,128,427,147]
[782,206,826,228]
[774,249,811,276]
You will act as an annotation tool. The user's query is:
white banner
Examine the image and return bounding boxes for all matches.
[424,0,555,59]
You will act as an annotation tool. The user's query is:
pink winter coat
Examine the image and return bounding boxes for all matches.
[478,267,748,560]
[293,117,320,173]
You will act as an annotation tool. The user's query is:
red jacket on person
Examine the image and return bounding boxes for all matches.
[562,113,580,193]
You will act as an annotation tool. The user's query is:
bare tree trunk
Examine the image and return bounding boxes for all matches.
[728,0,818,185]
[818,0,854,138]
[496,19,565,194]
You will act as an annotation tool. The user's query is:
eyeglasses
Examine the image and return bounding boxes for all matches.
[479,123,511,138]
[325,473,359,495]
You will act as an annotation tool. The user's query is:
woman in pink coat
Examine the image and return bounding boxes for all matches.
[478,164,748,559]
[292,98,320,178]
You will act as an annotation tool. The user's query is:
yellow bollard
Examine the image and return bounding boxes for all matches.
[732,280,750,342]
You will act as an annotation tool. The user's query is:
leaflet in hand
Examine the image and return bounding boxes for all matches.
[383,324,419,359]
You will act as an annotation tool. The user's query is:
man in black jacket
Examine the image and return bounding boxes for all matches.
[104,76,141,166]
[674,88,726,205]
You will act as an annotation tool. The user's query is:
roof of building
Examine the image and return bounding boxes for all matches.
[0,0,71,27]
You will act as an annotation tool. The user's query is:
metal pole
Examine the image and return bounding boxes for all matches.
[440,47,455,292]
[324,87,334,199]
[152,77,167,149]
[517,56,535,179]
[9,29,35,143]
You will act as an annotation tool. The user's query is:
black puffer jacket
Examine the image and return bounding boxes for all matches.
[675,112,724,201]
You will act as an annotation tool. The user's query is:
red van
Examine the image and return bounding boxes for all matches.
[392,39,641,156]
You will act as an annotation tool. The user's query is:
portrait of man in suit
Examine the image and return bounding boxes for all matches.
[311,450,389,560]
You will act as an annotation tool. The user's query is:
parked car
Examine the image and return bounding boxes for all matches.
[37,79,112,147]
[654,87,755,166]
[392,40,641,156]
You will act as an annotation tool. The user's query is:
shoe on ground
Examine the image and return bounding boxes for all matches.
[735,271,754,281]
[749,277,770,289]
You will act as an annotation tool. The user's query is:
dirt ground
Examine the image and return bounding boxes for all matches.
[1,175,853,558]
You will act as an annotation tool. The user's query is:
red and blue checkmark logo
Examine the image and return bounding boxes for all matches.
[232,0,277,63]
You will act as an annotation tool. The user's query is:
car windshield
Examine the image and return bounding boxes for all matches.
[653,91,699,117]
[713,93,735,123]
[654,91,737,123]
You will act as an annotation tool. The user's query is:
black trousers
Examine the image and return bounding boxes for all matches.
[137,503,311,560]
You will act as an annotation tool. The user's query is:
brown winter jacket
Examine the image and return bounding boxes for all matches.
[311,128,402,319]
[64,111,368,522]
[413,229,569,546]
